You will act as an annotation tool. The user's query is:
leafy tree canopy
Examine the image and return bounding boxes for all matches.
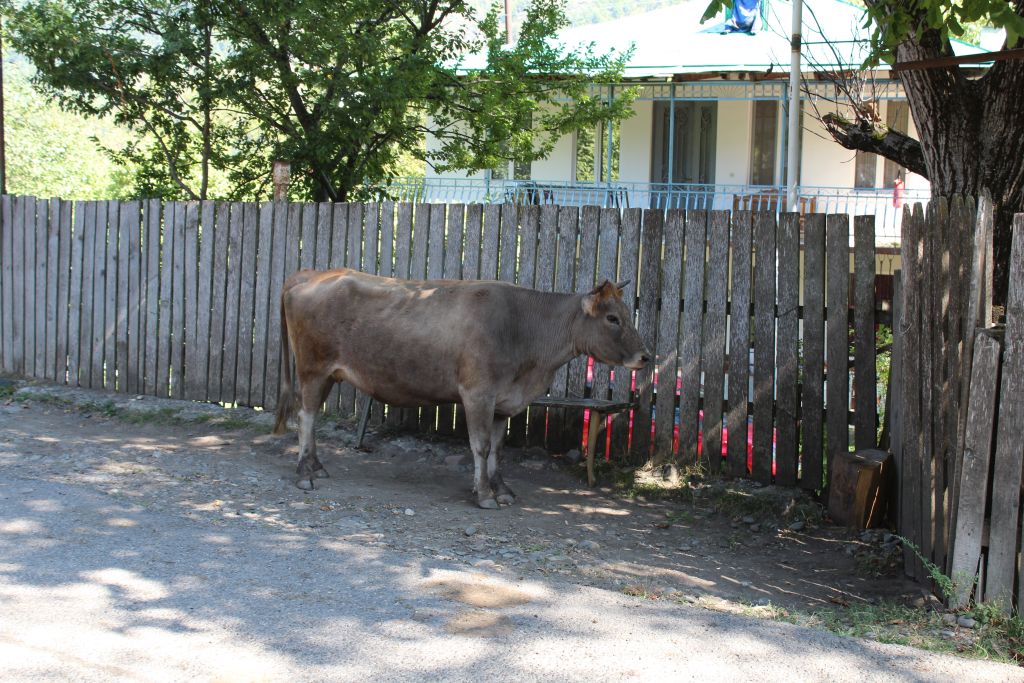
[8,0,635,202]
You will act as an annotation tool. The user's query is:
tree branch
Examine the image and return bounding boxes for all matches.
[820,113,929,179]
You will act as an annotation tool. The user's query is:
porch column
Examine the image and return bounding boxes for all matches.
[785,0,803,208]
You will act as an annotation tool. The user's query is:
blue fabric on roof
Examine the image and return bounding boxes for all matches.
[728,0,762,33]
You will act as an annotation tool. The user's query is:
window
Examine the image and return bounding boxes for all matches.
[854,150,876,188]
[749,101,778,185]
[883,101,910,188]
[651,101,717,185]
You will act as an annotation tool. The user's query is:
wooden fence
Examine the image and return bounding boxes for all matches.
[892,193,1024,611]
[0,195,886,489]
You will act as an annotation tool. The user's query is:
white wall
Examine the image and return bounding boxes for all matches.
[618,100,653,183]
[715,100,750,185]
[800,100,856,187]
[530,129,574,181]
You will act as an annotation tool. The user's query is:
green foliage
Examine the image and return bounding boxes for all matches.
[702,0,1023,66]
[9,0,634,202]
[4,59,134,199]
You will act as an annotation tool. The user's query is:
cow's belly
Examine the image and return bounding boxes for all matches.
[330,336,463,408]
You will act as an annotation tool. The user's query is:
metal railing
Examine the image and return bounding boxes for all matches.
[369,177,929,242]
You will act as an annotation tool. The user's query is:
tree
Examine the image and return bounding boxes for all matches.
[706,0,1024,303]
[9,0,634,202]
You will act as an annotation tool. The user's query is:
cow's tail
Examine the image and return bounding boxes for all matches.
[272,296,294,435]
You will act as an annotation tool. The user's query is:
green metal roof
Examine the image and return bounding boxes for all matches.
[456,0,994,77]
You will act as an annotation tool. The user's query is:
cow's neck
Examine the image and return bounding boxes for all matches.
[535,292,587,370]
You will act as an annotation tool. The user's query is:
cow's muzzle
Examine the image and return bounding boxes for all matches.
[624,351,651,371]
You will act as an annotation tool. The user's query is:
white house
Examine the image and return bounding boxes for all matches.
[406,0,994,242]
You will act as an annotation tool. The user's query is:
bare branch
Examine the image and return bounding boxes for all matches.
[820,113,928,178]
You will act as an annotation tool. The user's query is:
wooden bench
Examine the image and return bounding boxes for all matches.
[355,395,634,487]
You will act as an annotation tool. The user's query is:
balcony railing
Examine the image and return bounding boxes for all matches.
[370,177,929,243]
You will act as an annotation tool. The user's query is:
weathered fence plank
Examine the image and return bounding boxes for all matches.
[234,203,259,406]
[403,204,429,428]
[853,215,876,451]
[56,200,73,383]
[801,214,826,489]
[67,201,85,386]
[437,204,465,436]
[418,203,447,431]
[479,204,501,281]
[169,202,187,398]
[380,202,395,279]
[918,203,937,567]
[752,212,777,484]
[103,200,120,389]
[182,202,202,399]
[825,214,850,487]
[45,199,60,381]
[189,201,213,399]
[30,197,44,379]
[123,201,142,393]
[774,212,800,486]
[590,207,621,452]
[78,202,98,388]
[678,209,706,466]
[631,209,662,462]
[899,205,924,580]
[143,199,161,394]
[91,200,109,389]
[725,212,753,477]
[610,209,641,459]
[247,202,275,406]
[22,197,37,378]
[325,204,349,415]
[452,203,485,438]
[207,202,231,402]
[949,331,1001,608]
[11,197,26,376]
[116,202,137,392]
[701,211,730,474]
[651,209,682,464]
[987,218,1024,612]
[0,197,13,373]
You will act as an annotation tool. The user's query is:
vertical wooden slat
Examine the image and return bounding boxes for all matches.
[702,211,730,474]
[751,212,777,484]
[123,201,142,393]
[800,214,826,489]
[188,200,214,400]
[379,201,395,280]
[300,201,317,271]
[948,331,1001,608]
[157,202,175,396]
[509,205,537,446]
[115,202,134,392]
[207,202,230,402]
[546,206,579,451]
[335,202,364,417]
[941,198,965,564]
[56,200,73,383]
[401,204,429,428]
[247,202,274,406]
[918,203,937,566]
[930,198,952,569]
[774,213,800,486]
[45,199,60,380]
[66,201,85,386]
[315,203,334,273]
[23,197,37,378]
[725,212,753,478]
[228,203,254,405]
[170,202,187,398]
[219,202,242,405]
[91,200,109,389]
[480,204,501,281]
[679,210,707,465]
[610,209,642,458]
[265,202,300,411]
[395,203,414,280]
[825,214,850,487]
[530,205,558,444]
[0,196,13,373]
[437,204,465,436]
[565,205,599,448]
[630,209,662,462]
[853,215,877,450]
[102,201,119,388]
[79,202,97,388]
[987,217,1024,610]
[11,197,26,375]
[143,199,161,394]
[654,209,684,463]
[32,198,47,378]
[899,205,923,579]
[363,202,379,274]
[415,203,447,432]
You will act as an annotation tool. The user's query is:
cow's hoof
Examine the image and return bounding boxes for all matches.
[477,498,499,510]
[296,478,315,491]
[496,493,516,506]
[313,468,330,479]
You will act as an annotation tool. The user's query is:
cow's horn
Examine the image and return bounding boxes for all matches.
[615,280,630,290]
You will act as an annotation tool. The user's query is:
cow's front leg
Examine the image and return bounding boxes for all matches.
[488,417,515,505]
[463,397,499,509]
[295,377,330,490]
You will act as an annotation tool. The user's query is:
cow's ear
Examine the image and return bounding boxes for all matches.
[582,291,600,316]
[588,280,617,299]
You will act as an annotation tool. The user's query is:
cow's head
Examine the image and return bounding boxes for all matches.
[579,280,651,370]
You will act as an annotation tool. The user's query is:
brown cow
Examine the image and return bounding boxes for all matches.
[273,269,650,509]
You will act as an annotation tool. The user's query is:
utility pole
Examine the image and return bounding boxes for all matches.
[785,0,802,210]
[504,0,512,45]
[272,160,291,201]
[0,24,7,196]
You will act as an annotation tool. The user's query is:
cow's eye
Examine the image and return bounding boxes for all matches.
[606,314,620,325]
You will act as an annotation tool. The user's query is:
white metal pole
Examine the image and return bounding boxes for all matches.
[786,0,802,210]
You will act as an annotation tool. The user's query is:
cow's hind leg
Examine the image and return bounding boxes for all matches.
[295,375,332,490]
[488,418,516,505]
